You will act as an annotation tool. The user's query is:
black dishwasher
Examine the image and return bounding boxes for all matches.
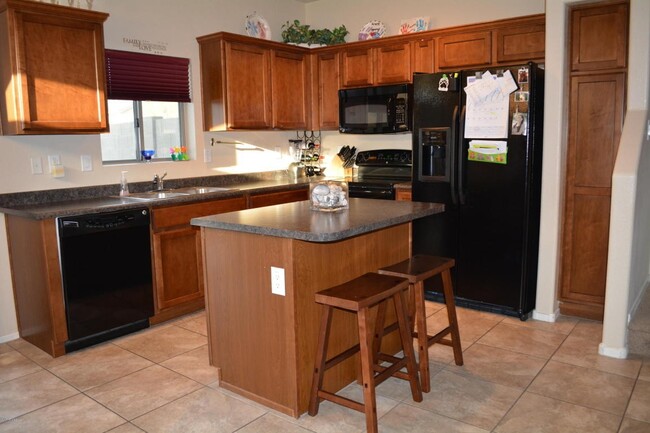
[57,208,154,353]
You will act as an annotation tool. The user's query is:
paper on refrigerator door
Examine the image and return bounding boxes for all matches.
[463,70,514,139]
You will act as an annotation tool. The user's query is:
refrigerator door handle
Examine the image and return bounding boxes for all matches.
[458,105,467,205]
[450,105,459,205]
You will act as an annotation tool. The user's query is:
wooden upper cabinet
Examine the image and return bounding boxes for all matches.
[197,33,312,131]
[0,0,109,135]
[341,42,412,88]
[312,51,340,130]
[571,2,628,72]
[437,31,492,69]
[411,38,435,74]
[224,42,273,129]
[272,49,309,129]
[496,24,545,63]
[340,47,374,87]
[374,42,412,84]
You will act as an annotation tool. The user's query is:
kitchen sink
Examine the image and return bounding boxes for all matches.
[121,191,191,201]
[173,186,235,194]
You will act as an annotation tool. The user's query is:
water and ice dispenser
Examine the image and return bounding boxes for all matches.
[418,127,451,182]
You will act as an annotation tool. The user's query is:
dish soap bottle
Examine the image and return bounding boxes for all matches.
[119,171,130,196]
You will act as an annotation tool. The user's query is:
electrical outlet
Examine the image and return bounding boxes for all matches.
[80,155,93,172]
[271,266,285,296]
[30,157,43,174]
[204,148,212,163]
[274,146,282,159]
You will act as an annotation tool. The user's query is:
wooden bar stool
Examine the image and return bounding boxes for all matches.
[378,255,463,393]
[308,272,422,433]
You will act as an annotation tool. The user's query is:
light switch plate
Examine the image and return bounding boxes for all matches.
[30,157,43,174]
[81,155,93,172]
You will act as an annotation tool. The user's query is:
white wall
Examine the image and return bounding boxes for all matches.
[305,0,544,39]
[0,0,308,342]
[601,0,650,357]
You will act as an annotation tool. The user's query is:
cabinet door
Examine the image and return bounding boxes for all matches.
[395,189,412,201]
[375,42,411,84]
[437,31,492,69]
[570,2,628,72]
[272,49,309,129]
[248,188,309,208]
[411,38,435,74]
[225,42,272,128]
[559,73,625,319]
[153,227,204,311]
[313,51,340,130]
[340,47,374,88]
[3,9,108,134]
[496,24,545,63]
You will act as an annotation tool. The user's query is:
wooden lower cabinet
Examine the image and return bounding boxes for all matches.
[4,216,67,356]
[151,188,308,322]
[150,196,247,322]
[395,188,412,201]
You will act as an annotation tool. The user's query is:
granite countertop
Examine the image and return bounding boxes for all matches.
[0,174,317,220]
[191,198,444,242]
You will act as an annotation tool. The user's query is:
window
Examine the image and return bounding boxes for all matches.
[100,49,191,163]
[101,100,183,162]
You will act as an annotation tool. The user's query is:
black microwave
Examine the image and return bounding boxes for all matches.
[338,84,412,134]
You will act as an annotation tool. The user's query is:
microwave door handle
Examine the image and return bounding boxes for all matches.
[450,105,459,206]
[458,105,467,205]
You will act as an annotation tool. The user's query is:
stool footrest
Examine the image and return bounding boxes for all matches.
[413,326,452,347]
[316,390,365,413]
[324,343,360,371]
[372,356,408,386]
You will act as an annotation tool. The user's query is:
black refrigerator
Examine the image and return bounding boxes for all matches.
[411,63,544,319]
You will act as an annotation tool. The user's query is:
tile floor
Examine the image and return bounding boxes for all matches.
[0,303,649,433]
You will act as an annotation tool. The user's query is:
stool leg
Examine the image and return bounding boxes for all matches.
[357,306,379,433]
[413,281,431,392]
[393,291,423,403]
[309,305,333,416]
[372,301,388,368]
[441,269,463,366]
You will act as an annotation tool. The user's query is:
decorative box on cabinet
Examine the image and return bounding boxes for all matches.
[0,0,109,135]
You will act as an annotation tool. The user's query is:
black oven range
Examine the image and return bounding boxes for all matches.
[348,149,412,200]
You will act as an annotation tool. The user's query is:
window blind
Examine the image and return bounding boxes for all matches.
[105,49,191,103]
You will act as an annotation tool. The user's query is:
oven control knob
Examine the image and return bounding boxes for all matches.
[399,152,408,162]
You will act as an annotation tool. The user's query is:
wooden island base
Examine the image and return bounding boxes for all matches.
[201,223,410,417]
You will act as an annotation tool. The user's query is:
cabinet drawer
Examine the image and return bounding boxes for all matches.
[153,196,247,230]
[248,188,309,208]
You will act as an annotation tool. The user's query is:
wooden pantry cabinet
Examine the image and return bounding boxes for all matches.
[197,32,309,131]
[559,0,628,320]
[0,0,109,135]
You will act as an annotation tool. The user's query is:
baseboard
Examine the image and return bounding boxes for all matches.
[627,280,649,325]
[599,342,628,359]
[532,308,560,323]
[0,332,19,344]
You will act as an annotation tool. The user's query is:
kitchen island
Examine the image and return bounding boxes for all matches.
[192,198,444,417]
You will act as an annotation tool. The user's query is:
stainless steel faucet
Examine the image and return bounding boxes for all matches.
[153,172,167,191]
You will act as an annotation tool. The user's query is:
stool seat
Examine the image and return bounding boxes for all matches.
[379,255,463,393]
[309,272,422,433]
